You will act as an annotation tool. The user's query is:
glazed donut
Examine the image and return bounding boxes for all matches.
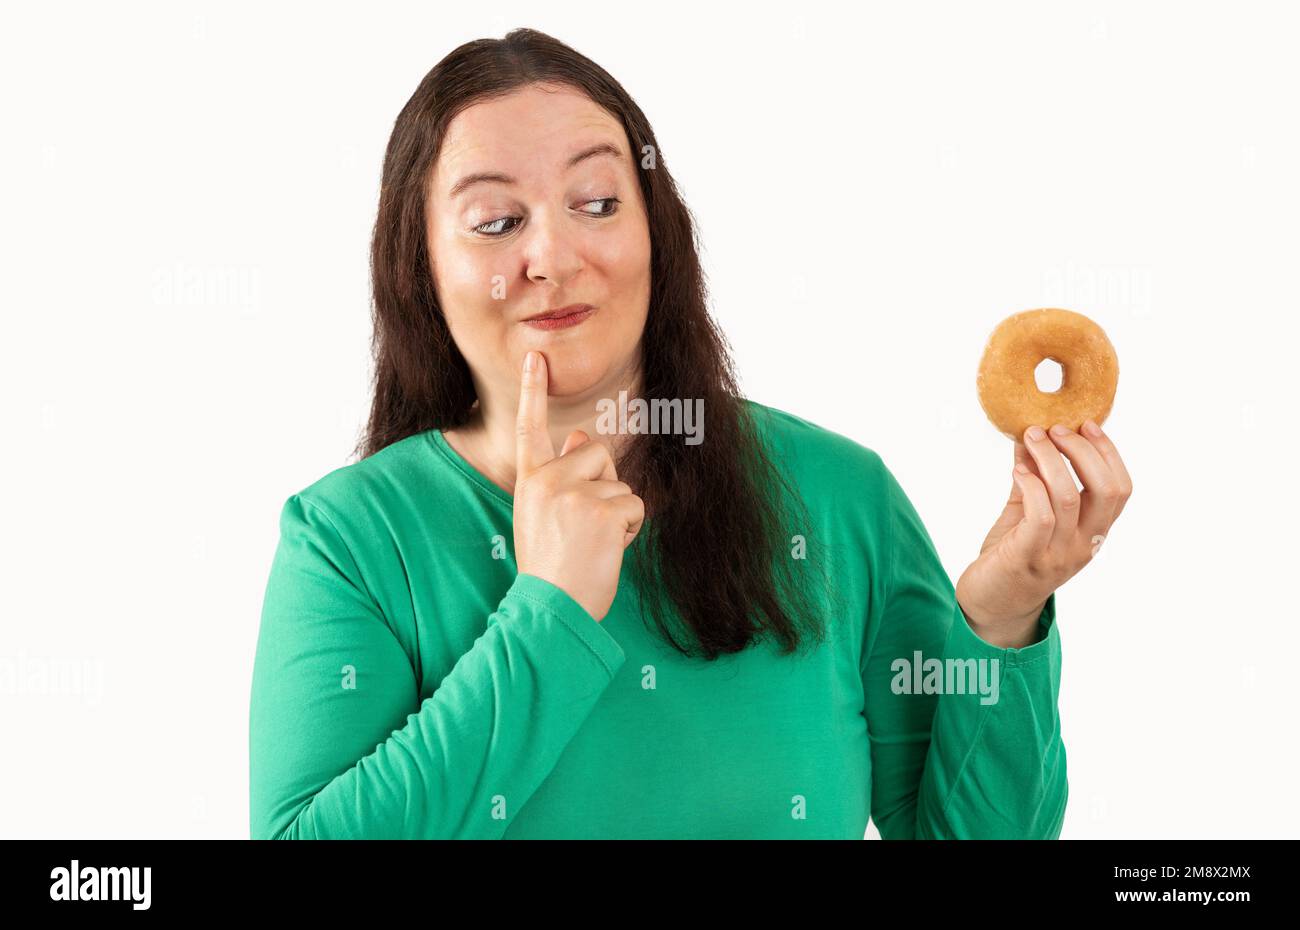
[976,308,1119,442]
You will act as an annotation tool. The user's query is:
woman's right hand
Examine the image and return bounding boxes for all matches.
[513,350,645,622]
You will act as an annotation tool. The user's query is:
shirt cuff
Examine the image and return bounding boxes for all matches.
[501,572,627,676]
[945,591,1058,669]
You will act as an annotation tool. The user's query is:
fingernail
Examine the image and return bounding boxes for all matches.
[1083,419,1102,437]
[1014,463,1030,475]
[524,351,536,373]
[1050,424,1071,438]
[1026,425,1046,442]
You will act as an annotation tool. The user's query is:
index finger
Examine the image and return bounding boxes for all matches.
[515,350,555,476]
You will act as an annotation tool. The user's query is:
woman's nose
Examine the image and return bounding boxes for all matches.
[522,212,584,286]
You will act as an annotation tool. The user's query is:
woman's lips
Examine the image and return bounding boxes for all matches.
[523,306,595,331]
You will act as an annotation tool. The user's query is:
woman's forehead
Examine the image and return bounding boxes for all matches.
[434,87,629,192]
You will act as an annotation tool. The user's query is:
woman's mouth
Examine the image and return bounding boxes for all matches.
[522,304,595,331]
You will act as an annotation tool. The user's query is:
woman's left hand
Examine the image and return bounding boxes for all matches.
[954,419,1133,648]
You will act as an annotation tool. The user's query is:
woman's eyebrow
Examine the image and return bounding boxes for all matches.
[447,142,623,198]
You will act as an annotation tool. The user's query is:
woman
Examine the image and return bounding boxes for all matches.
[249,28,1132,839]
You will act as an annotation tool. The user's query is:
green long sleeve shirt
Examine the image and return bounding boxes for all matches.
[249,400,1066,839]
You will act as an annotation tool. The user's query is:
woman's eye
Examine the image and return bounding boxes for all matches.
[471,198,620,237]
[578,197,621,217]
[473,216,520,237]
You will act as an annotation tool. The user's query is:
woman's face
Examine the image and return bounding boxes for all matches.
[426,82,652,402]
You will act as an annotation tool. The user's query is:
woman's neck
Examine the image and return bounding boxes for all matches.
[445,359,644,497]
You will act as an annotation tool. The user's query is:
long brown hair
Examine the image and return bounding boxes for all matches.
[358,28,828,660]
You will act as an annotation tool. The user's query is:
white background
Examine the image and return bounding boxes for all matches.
[3,0,1296,839]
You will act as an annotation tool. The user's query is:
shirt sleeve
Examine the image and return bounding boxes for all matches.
[861,463,1068,839]
[248,493,625,839]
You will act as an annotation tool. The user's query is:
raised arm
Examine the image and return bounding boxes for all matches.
[248,493,625,839]
[861,462,1067,839]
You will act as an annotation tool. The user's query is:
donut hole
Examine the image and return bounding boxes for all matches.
[1034,357,1064,394]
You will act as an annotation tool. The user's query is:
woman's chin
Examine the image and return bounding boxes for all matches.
[519,344,601,397]
[544,367,605,399]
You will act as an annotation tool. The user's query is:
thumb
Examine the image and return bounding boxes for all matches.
[1009,440,1036,503]
[1006,466,1053,562]
[560,429,590,456]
